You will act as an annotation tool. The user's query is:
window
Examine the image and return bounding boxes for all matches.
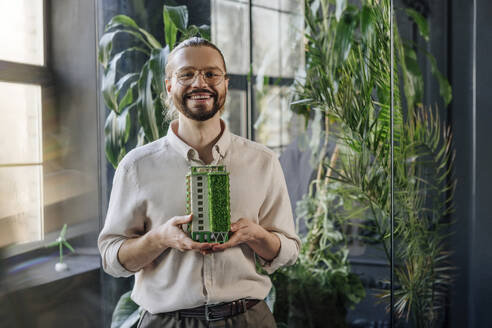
[0,0,100,255]
[211,0,305,152]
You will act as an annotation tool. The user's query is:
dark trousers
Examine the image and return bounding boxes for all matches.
[137,300,277,328]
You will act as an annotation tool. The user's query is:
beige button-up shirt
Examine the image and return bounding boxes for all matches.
[98,120,300,314]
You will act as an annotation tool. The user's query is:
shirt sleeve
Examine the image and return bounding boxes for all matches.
[98,161,146,278]
[257,154,301,274]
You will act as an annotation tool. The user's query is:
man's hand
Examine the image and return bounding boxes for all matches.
[118,214,214,272]
[155,214,214,253]
[211,218,281,261]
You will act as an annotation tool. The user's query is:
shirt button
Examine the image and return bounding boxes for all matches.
[187,149,195,160]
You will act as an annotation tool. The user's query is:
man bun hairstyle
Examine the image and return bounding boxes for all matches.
[164,37,228,120]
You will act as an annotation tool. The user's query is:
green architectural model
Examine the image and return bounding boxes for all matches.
[185,165,231,243]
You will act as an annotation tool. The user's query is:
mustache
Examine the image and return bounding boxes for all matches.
[184,89,216,97]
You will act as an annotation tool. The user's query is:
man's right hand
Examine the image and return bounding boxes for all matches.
[155,214,214,253]
[118,214,214,272]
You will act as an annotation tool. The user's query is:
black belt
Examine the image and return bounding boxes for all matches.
[172,299,260,322]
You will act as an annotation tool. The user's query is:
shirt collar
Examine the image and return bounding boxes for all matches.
[166,119,231,164]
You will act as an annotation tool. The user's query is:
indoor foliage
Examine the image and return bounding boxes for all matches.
[98,4,210,328]
[98,4,210,168]
[276,0,455,327]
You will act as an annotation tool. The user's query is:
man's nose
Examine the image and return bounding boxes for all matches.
[191,72,208,87]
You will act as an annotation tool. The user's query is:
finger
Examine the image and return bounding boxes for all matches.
[212,236,240,251]
[188,241,214,250]
[172,214,193,225]
[231,219,249,231]
[231,222,244,232]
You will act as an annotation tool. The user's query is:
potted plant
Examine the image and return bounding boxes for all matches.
[274,0,454,326]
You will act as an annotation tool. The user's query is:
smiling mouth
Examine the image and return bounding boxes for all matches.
[185,91,216,101]
[188,95,212,100]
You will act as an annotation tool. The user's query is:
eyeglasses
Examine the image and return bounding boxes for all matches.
[174,68,227,86]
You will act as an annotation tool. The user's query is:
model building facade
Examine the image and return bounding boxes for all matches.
[185,165,231,243]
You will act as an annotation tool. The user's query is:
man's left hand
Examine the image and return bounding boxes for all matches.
[211,218,281,261]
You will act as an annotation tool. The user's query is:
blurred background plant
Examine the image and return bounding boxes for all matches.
[273,0,455,327]
[98,4,209,327]
[98,4,210,168]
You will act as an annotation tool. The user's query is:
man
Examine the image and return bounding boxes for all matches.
[98,37,300,328]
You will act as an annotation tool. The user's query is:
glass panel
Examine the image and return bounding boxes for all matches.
[0,82,42,165]
[252,6,280,77]
[0,0,44,65]
[254,86,302,154]
[211,0,249,74]
[390,1,455,326]
[280,11,304,77]
[274,1,393,326]
[281,0,303,13]
[0,165,42,247]
[252,7,304,78]
[222,89,246,137]
[252,0,280,10]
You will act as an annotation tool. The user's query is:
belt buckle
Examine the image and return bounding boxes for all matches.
[204,303,220,322]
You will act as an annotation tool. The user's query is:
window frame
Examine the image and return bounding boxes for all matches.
[0,0,101,258]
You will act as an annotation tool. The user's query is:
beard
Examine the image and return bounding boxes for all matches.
[173,88,226,122]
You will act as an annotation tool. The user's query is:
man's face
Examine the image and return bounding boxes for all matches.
[165,46,228,122]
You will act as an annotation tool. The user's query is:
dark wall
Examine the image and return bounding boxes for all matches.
[449,0,492,327]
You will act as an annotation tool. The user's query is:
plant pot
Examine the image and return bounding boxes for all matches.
[273,270,348,328]
[55,262,68,272]
[287,276,347,328]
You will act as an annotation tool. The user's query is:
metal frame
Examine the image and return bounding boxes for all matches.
[390,0,395,325]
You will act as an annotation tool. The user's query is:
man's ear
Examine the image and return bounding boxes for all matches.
[165,79,172,94]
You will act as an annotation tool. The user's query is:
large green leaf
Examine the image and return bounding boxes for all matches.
[98,31,118,69]
[164,5,188,32]
[105,14,161,49]
[405,8,429,41]
[163,6,179,49]
[426,53,452,106]
[118,80,138,113]
[149,46,170,106]
[110,291,140,328]
[102,50,144,113]
[105,15,140,31]
[402,44,424,110]
[105,108,131,168]
[136,62,166,142]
